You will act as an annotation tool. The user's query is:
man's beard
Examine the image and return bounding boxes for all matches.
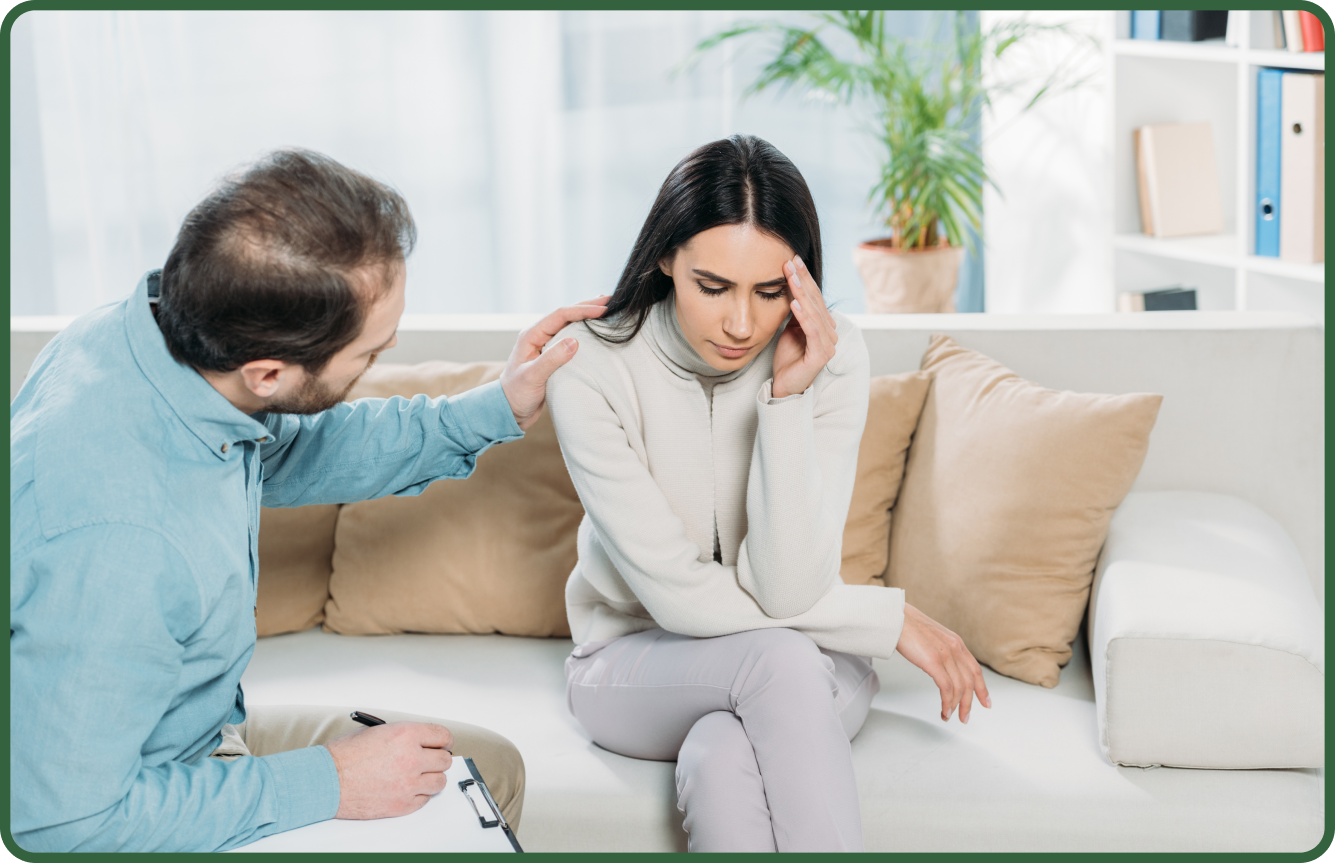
[264,354,378,415]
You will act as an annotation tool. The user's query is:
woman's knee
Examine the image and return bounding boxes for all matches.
[738,628,835,689]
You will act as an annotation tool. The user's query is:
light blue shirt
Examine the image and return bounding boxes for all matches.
[9,272,524,851]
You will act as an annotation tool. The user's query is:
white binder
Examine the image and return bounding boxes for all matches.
[1279,72,1325,265]
[232,757,520,853]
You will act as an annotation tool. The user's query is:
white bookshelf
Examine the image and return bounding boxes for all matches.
[1109,11,1325,322]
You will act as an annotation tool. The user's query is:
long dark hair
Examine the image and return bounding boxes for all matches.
[158,149,416,374]
[591,135,823,343]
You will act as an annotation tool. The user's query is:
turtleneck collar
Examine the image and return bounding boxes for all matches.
[644,294,770,385]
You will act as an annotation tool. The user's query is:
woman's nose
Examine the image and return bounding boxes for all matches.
[722,299,752,340]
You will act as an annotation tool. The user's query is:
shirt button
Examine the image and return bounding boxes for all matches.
[221,443,229,453]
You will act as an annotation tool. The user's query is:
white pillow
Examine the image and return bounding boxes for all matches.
[1088,491,1323,769]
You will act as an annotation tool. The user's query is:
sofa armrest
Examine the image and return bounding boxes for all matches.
[1088,491,1323,769]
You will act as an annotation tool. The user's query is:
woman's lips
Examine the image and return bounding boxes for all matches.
[710,341,752,360]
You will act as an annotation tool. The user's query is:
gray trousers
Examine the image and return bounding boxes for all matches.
[565,628,878,852]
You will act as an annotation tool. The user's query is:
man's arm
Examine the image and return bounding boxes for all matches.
[258,381,522,508]
[10,525,339,852]
[259,296,611,508]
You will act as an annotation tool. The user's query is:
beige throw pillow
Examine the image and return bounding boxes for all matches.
[256,504,340,636]
[322,361,582,637]
[840,371,932,586]
[885,335,1162,688]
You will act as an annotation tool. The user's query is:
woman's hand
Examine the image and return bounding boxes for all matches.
[771,255,838,400]
[895,603,992,724]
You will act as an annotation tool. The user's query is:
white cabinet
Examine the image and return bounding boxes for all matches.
[1110,10,1324,322]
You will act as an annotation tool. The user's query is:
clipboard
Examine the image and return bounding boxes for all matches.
[459,757,523,852]
[231,755,521,852]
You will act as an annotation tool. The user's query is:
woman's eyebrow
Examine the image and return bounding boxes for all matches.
[693,268,788,289]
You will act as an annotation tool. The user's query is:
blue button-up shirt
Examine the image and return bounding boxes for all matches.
[10,272,524,851]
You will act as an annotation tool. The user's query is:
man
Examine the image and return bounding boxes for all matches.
[10,149,607,851]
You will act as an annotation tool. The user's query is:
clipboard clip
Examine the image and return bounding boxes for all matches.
[459,777,506,830]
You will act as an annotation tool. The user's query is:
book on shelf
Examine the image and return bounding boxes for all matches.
[1254,11,1283,49]
[1134,122,1224,238]
[1282,10,1304,52]
[1131,10,1160,40]
[1298,11,1325,52]
[1118,286,1198,312]
[1160,10,1228,42]
[1279,72,1325,264]
[1255,69,1283,257]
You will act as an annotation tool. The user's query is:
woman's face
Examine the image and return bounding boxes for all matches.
[660,224,795,371]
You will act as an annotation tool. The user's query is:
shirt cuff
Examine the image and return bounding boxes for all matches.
[442,379,525,453]
[261,744,341,833]
[758,377,810,405]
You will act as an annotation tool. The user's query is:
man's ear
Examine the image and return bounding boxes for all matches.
[239,359,294,399]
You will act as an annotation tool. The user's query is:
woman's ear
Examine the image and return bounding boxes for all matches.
[658,254,674,279]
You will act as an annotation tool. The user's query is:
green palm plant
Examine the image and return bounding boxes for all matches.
[693,11,1094,251]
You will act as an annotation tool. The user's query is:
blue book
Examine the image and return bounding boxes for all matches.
[1255,68,1283,257]
[1131,11,1161,40]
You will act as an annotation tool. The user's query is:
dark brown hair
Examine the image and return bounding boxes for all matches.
[591,135,822,343]
[157,149,416,373]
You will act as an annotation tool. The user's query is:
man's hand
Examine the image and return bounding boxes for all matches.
[324,721,455,820]
[500,296,611,430]
[895,603,992,724]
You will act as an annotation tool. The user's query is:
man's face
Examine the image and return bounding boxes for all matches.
[264,262,406,415]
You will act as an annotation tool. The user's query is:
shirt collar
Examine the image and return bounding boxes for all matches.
[643,294,778,385]
[125,270,272,460]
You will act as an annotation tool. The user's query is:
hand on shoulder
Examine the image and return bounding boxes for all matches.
[500,296,609,430]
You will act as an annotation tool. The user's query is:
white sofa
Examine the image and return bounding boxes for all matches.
[10,311,1325,852]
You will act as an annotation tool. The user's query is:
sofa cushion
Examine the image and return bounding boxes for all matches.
[1089,491,1324,769]
[255,504,340,636]
[241,629,1323,852]
[839,371,932,586]
[321,361,582,637]
[885,334,1162,688]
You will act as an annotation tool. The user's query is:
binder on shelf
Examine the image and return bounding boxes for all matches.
[1134,122,1224,238]
[1131,10,1160,40]
[1118,286,1198,312]
[1298,11,1325,51]
[1279,72,1324,264]
[1255,68,1283,257]
[1282,10,1304,52]
[1160,10,1229,42]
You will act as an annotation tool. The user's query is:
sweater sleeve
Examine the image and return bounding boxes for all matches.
[735,318,871,618]
[546,335,905,660]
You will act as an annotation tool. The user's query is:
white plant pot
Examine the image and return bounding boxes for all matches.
[853,241,964,313]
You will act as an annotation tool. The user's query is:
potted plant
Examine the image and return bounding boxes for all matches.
[693,11,1092,313]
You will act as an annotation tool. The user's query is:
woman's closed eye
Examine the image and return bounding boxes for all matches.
[695,281,788,301]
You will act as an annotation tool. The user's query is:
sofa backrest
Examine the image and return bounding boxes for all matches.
[382,311,1325,602]
[11,310,1323,600]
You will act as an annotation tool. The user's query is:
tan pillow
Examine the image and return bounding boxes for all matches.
[323,361,581,637]
[885,335,1162,688]
[840,371,932,586]
[256,504,340,636]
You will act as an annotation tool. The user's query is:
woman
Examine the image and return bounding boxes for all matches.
[544,135,989,852]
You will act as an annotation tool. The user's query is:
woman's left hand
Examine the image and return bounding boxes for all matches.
[771,255,838,400]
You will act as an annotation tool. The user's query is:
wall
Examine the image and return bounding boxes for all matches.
[981,11,1114,313]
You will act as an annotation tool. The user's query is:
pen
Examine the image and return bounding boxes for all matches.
[350,710,386,728]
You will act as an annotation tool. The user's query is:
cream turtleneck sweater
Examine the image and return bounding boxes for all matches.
[545,296,906,659]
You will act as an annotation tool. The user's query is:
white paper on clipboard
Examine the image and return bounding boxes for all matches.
[231,756,517,853]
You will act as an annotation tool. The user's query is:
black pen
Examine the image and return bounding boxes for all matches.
[350,710,386,728]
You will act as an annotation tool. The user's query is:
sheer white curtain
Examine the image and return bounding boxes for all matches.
[12,10,975,317]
